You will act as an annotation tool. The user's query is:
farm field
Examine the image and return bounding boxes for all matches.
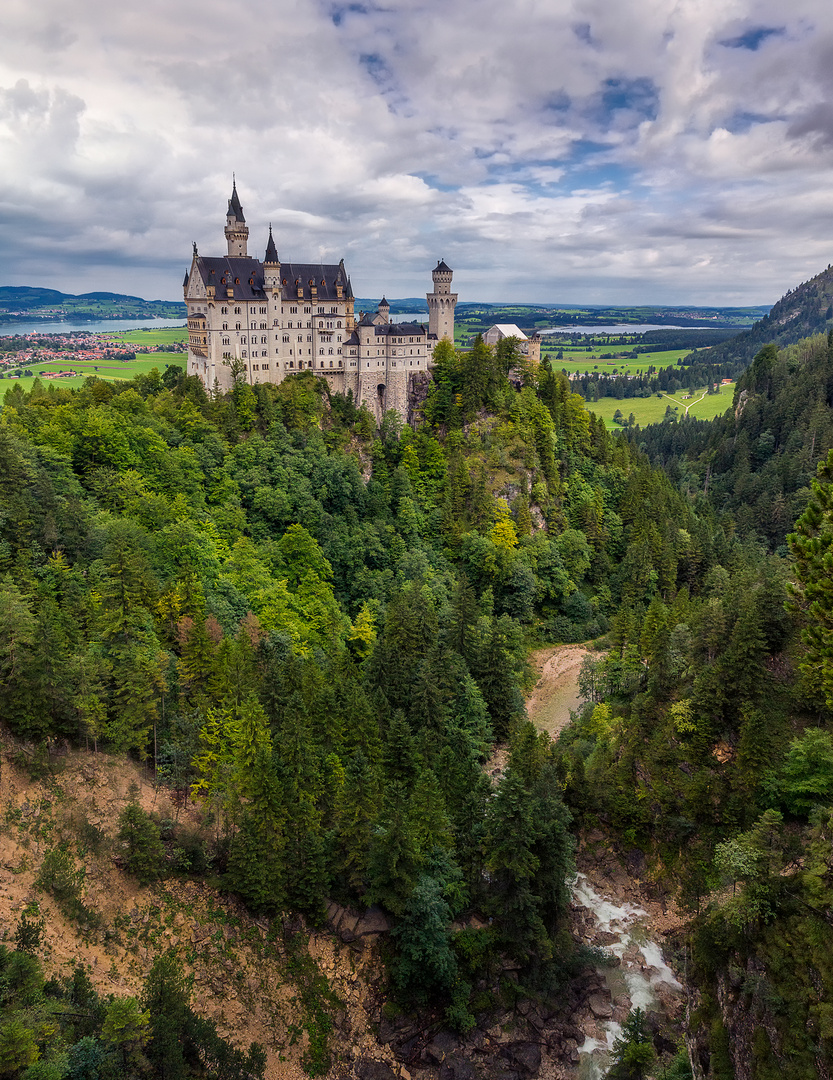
[7,353,185,392]
[107,327,188,345]
[542,347,696,375]
[588,385,735,429]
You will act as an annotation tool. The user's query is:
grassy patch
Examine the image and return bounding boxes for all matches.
[588,386,735,429]
[12,353,185,391]
[105,327,188,346]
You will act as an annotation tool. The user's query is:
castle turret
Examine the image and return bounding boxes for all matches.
[378,296,390,324]
[427,259,457,343]
[224,178,249,257]
[263,225,280,289]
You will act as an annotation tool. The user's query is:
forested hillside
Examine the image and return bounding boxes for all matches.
[693,264,833,368]
[0,331,831,1079]
[557,334,833,1077]
[635,331,833,548]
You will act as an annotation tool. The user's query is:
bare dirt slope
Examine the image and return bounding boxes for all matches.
[0,738,395,1080]
[525,646,589,738]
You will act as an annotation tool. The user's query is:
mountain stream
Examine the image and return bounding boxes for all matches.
[527,646,687,1078]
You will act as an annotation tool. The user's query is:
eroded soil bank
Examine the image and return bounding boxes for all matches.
[526,645,590,738]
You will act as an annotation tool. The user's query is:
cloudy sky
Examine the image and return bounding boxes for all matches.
[2,0,832,305]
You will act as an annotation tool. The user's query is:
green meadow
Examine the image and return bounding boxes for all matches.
[541,347,695,375]
[14,354,185,391]
[107,327,188,345]
[589,384,735,429]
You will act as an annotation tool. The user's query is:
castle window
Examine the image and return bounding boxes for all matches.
[222,323,228,330]
[260,322,266,330]
[319,348,324,355]
[273,320,279,327]
[263,363,269,369]
[338,360,342,367]
[328,348,333,355]
[261,336,267,343]
[235,307,241,314]
[283,335,290,343]
[241,336,247,344]
[297,334,303,341]
[253,364,258,371]
[318,307,324,314]
[222,337,230,345]
[304,307,310,314]
[337,321,342,328]
[329,360,333,367]
[289,361,294,368]
[236,323,241,330]
[221,306,227,314]
[242,350,248,357]
[288,321,292,328]
[261,306,267,314]
[290,306,297,314]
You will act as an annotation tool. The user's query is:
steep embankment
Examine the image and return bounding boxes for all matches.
[0,739,396,1080]
[526,646,590,739]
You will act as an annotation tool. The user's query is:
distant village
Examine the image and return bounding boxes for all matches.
[0,331,186,379]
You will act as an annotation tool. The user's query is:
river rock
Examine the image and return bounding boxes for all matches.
[439,1053,478,1080]
[502,1042,542,1075]
[356,1060,398,1080]
[588,992,614,1019]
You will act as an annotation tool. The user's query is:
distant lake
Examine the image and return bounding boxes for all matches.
[0,317,186,338]
[541,323,729,335]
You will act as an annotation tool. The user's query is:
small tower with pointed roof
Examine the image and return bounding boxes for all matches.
[263,225,280,290]
[427,259,457,344]
[378,296,390,324]
[225,178,249,257]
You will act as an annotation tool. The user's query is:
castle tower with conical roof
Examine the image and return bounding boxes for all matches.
[224,178,249,257]
[263,225,280,290]
[427,260,457,344]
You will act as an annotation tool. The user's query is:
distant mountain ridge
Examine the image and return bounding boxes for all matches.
[0,285,185,321]
[697,263,833,365]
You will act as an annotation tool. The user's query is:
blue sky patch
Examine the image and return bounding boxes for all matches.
[601,77,659,121]
[720,26,784,50]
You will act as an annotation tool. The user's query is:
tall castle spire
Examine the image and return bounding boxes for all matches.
[263,224,280,290]
[224,177,249,257]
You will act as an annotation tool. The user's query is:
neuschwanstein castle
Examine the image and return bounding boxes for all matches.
[184,182,457,421]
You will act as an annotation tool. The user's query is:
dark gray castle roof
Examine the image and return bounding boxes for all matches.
[279,260,353,301]
[193,255,353,303]
[227,182,245,222]
[264,227,278,264]
[434,259,452,272]
[375,322,431,336]
[197,257,265,300]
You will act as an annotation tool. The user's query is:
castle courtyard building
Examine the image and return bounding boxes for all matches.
[185,182,456,421]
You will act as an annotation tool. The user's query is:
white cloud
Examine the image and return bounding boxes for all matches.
[0,0,831,303]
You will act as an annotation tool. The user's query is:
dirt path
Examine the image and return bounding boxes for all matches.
[526,644,590,738]
[663,388,708,415]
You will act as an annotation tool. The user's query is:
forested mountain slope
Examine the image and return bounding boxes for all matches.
[635,331,833,548]
[695,263,833,367]
[0,337,730,1075]
[0,333,831,1080]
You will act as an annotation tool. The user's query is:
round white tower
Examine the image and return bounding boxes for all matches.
[427,259,457,343]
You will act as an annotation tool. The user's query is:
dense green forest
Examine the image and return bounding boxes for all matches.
[634,332,833,548]
[1,328,831,1079]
